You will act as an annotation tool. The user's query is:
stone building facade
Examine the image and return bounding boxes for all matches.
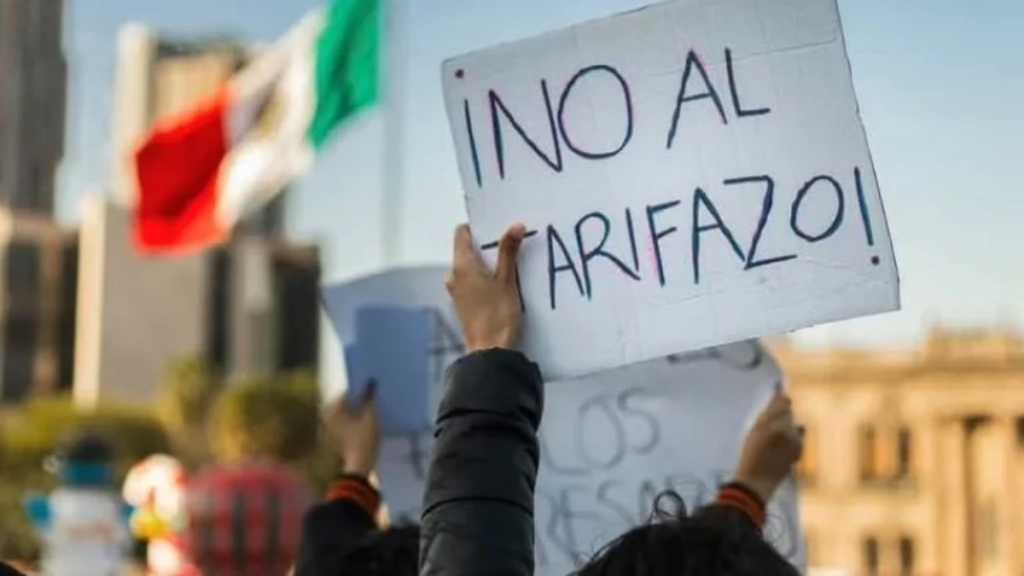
[772,330,1024,576]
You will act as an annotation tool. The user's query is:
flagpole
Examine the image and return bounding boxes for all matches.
[379,0,407,267]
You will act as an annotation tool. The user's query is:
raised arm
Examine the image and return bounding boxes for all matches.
[295,390,382,576]
[420,350,542,576]
[420,223,541,576]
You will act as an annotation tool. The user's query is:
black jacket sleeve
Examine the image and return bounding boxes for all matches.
[293,477,379,576]
[419,349,544,576]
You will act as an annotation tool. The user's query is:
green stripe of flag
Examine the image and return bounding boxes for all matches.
[308,0,382,149]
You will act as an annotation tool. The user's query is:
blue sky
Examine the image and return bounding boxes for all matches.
[62,0,1023,349]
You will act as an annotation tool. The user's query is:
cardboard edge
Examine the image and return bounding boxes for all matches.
[439,1,687,68]
[828,0,902,296]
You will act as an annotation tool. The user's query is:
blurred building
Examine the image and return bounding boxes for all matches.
[773,330,1024,576]
[0,0,67,215]
[0,210,77,402]
[0,0,73,402]
[72,25,316,408]
[73,195,318,406]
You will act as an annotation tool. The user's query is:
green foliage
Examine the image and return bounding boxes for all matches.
[158,358,220,436]
[208,372,321,464]
[157,358,221,466]
[1,397,170,474]
[1,398,79,466]
[0,482,45,563]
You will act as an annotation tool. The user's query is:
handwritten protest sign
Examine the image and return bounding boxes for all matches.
[320,267,464,433]
[376,341,806,575]
[442,0,900,381]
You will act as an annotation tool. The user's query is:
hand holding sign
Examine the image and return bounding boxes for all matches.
[733,391,804,504]
[322,385,381,477]
[447,222,527,352]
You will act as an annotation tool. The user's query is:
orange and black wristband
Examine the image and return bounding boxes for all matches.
[324,474,381,519]
[713,482,766,529]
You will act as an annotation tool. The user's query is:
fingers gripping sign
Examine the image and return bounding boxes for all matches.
[447,223,527,352]
[323,383,382,477]
[734,389,805,503]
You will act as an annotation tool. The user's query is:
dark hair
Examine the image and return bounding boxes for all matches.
[574,493,799,576]
[333,524,419,576]
[61,432,114,463]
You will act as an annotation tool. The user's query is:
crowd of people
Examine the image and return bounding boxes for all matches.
[2,223,805,576]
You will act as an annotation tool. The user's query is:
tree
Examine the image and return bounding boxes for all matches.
[208,374,321,464]
[157,357,220,464]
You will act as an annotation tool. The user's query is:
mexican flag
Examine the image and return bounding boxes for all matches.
[133,0,381,254]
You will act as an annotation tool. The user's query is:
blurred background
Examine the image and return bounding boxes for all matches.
[0,0,1021,575]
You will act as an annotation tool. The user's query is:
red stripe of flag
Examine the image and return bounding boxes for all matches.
[133,89,233,255]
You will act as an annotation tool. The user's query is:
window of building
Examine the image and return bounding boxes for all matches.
[205,250,231,377]
[862,537,880,576]
[898,536,915,576]
[860,424,916,486]
[273,256,319,372]
[896,426,914,479]
[798,425,818,482]
[57,241,78,391]
[859,425,881,481]
[30,164,46,212]
[2,312,38,402]
[19,165,35,211]
[7,240,41,299]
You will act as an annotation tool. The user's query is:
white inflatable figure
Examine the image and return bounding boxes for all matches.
[24,434,132,576]
[123,455,197,576]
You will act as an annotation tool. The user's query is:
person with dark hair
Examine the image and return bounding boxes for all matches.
[420,222,803,576]
[293,385,418,576]
[59,433,116,468]
[574,390,803,576]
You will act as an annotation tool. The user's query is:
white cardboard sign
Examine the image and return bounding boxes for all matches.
[442,0,900,381]
[378,341,806,576]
